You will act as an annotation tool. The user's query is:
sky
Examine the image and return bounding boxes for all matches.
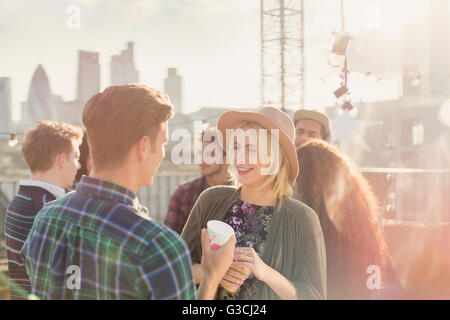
[0,0,432,121]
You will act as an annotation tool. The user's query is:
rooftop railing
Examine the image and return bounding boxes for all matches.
[1,168,449,233]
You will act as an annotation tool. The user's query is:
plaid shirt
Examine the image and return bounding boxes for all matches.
[22,176,197,300]
[164,177,209,234]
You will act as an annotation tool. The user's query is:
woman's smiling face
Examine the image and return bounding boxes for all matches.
[231,126,277,189]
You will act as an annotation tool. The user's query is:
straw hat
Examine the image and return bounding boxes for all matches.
[217,107,299,185]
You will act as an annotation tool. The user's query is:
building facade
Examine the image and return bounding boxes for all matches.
[21,65,56,128]
[164,68,183,114]
[111,42,139,86]
[76,50,100,102]
[0,78,12,132]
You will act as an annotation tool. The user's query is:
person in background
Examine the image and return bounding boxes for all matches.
[291,108,332,200]
[293,109,331,148]
[182,107,327,300]
[74,131,92,185]
[164,126,230,234]
[4,120,83,299]
[22,85,234,300]
[295,140,395,300]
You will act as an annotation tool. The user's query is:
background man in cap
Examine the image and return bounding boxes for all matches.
[292,109,331,200]
[293,109,331,148]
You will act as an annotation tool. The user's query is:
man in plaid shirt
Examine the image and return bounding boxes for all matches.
[22,85,235,300]
[165,127,230,234]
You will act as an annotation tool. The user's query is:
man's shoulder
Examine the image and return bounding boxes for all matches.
[36,190,78,217]
[176,176,205,192]
[7,186,55,215]
[11,185,54,203]
[7,188,33,210]
[144,221,190,251]
[28,186,55,200]
[170,177,206,203]
[121,217,190,261]
[36,191,187,256]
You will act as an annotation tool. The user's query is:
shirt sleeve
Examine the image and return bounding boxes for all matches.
[164,187,188,235]
[135,229,198,300]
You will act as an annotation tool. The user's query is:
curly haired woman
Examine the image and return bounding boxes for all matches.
[295,139,397,299]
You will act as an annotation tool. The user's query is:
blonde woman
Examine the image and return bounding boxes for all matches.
[181,107,327,300]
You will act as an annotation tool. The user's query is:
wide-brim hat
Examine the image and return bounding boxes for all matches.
[217,107,299,185]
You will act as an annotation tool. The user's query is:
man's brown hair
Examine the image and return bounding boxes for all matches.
[82,85,174,170]
[22,120,83,173]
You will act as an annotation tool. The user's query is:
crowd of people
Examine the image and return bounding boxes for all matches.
[4,84,399,300]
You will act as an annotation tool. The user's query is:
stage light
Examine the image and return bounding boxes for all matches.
[328,31,352,68]
[411,76,421,87]
[333,85,349,98]
[331,30,352,56]
[342,101,354,111]
[8,134,18,148]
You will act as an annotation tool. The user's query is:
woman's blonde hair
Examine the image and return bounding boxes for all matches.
[228,121,293,200]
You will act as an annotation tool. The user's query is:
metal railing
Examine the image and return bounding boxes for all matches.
[362,168,450,224]
[1,169,449,237]
[0,174,198,231]
[136,172,199,223]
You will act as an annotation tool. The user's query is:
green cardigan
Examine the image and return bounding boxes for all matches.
[181,186,327,300]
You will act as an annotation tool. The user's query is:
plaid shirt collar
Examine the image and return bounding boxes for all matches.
[77,176,148,215]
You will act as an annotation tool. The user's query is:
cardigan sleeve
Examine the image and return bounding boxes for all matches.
[180,189,207,265]
[292,209,327,300]
[180,186,237,265]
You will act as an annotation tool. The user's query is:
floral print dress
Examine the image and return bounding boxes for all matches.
[217,200,274,300]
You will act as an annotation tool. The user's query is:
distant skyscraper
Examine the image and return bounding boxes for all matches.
[22,65,55,126]
[164,68,183,114]
[111,42,139,85]
[0,77,12,132]
[77,50,100,102]
[429,0,450,96]
[402,0,450,97]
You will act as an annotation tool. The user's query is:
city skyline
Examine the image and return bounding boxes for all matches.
[0,0,444,123]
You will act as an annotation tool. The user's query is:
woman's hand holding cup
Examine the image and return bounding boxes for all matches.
[220,252,252,293]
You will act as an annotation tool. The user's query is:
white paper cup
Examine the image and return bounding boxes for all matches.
[207,220,251,293]
[206,220,235,250]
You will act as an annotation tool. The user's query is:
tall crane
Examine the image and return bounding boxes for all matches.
[261,0,305,112]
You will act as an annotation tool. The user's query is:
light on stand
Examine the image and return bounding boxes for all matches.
[8,134,18,148]
[328,30,352,68]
